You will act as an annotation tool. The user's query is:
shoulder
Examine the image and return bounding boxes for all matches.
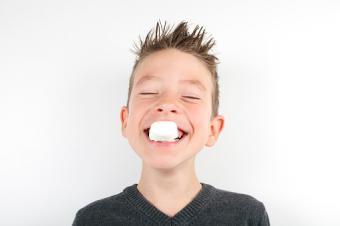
[76,191,126,215]
[72,191,126,225]
[207,184,270,225]
[212,186,265,210]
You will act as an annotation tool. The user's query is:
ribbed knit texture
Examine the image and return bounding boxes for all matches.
[72,182,270,226]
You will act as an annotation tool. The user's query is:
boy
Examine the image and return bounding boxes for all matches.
[72,20,270,226]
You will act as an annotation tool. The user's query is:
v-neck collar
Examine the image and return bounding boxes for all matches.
[123,182,214,225]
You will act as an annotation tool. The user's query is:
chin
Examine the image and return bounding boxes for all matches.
[141,157,183,171]
[146,160,179,170]
[142,155,195,172]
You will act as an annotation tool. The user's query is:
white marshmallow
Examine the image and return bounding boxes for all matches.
[149,121,179,142]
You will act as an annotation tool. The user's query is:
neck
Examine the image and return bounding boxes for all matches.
[136,158,202,217]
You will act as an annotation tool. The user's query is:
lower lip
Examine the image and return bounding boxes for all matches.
[144,133,187,148]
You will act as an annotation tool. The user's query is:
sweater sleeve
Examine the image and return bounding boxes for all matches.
[71,210,80,226]
[72,208,88,226]
[258,207,270,226]
[254,202,270,226]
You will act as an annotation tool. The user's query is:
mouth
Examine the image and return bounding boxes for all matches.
[143,127,189,143]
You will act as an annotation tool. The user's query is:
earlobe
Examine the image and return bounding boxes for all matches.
[120,106,129,138]
[205,115,225,147]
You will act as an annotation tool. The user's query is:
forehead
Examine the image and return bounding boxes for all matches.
[133,49,213,90]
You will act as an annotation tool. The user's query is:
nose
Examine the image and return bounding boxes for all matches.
[156,103,178,114]
[154,90,181,114]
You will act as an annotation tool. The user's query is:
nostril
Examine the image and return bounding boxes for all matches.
[156,104,178,113]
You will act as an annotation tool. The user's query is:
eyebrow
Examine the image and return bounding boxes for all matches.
[135,75,161,87]
[135,75,207,91]
[180,79,207,91]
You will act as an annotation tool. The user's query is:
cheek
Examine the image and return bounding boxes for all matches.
[129,97,145,115]
[127,101,150,132]
[189,106,211,132]
[190,109,206,123]
[126,103,141,132]
[188,101,211,119]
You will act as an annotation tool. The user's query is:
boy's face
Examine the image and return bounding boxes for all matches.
[120,48,224,170]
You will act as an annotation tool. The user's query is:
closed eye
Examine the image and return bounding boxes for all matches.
[183,96,200,100]
[139,92,158,95]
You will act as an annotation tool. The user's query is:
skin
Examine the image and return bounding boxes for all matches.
[120,48,224,217]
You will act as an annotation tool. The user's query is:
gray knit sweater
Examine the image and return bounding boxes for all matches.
[72,183,270,226]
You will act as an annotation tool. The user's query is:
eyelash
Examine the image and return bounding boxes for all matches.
[140,92,157,95]
[139,93,200,100]
[183,96,200,100]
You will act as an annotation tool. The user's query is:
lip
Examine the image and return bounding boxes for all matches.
[143,128,188,148]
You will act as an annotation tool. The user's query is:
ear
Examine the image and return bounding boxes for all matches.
[205,115,225,147]
[120,106,129,138]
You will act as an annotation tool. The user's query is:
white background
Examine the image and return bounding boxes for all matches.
[1,0,339,225]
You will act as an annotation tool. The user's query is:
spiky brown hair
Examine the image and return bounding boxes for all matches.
[127,20,220,119]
